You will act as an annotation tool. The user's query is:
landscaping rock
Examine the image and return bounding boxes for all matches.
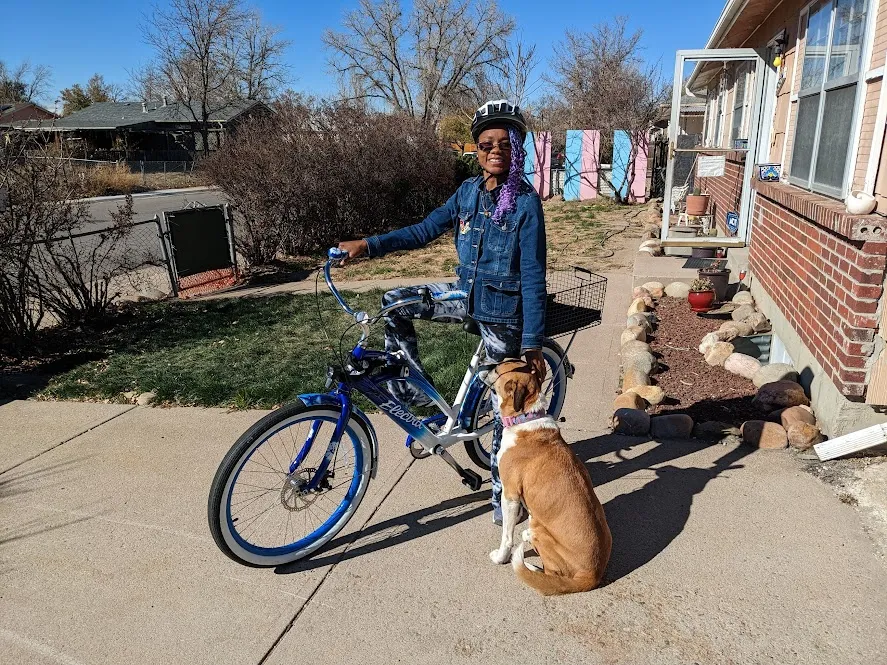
[638,240,663,256]
[694,420,741,440]
[732,291,755,305]
[741,420,789,449]
[136,391,157,406]
[752,363,799,388]
[786,423,825,450]
[641,281,665,299]
[723,353,761,380]
[138,288,168,301]
[122,391,138,402]
[625,385,666,405]
[650,414,694,439]
[719,320,754,339]
[627,313,654,332]
[753,380,810,412]
[627,297,649,316]
[731,304,757,322]
[780,405,817,429]
[622,367,651,391]
[620,326,647,345]
[632,286,652,300]
[705,341,735,367]
[743,311,770,332]
[621,339,652,358]
[624,351,657,376]
[664,281,691,299]
[699,331,727,354]
[614,392,646,410]
[612,408,651,436]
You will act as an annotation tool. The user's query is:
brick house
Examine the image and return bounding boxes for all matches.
[0,101,56,128]
[685,0,887,436]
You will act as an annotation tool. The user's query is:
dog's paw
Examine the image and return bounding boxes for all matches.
[489,548,512,565]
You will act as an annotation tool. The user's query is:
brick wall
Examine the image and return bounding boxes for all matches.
[696,151,746,236]
[749,182,887,398]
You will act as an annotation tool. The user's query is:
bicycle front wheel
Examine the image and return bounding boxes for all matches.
[464,339,569,470]
[208,400,372,567]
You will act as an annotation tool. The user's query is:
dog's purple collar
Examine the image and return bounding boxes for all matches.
[500,409,548,428]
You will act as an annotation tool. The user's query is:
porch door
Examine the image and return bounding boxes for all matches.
[662,49,768,246]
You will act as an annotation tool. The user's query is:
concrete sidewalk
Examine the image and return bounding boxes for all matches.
[2,271,886,664]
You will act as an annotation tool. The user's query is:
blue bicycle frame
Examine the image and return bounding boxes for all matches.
[292,249,496,492]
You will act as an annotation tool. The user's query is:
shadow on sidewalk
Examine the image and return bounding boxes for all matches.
[573,433,754,584]
[275,490,492,575]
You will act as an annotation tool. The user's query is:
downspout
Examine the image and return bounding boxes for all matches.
[864,51,887,195]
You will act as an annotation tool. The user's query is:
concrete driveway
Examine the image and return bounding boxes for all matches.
[2,273,886,664]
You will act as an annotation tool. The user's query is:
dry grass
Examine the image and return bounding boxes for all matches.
[339,198,648,281]
[78,164,200,197]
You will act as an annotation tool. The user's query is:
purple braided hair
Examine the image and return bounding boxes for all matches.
[492,126,527,225]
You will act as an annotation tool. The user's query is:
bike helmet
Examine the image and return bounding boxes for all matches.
[470,99,528,142]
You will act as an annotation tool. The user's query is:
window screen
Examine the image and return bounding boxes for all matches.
[813,84,857,191]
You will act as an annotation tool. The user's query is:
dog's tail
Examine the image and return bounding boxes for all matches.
[511,544,601,596]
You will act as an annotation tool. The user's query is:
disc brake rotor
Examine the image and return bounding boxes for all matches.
[279,467,328,512]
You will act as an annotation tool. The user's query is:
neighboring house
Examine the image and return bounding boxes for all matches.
[12,98,269,160]
[652,95,707,136]
[0,101,56,127]
[685,0,887,436]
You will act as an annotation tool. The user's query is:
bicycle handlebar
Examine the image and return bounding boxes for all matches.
[324,247,468,325]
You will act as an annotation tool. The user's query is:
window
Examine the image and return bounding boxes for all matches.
[731,63,751,145]
[790,0,869,197]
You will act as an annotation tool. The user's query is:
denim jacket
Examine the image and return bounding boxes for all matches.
[365,176,546,350]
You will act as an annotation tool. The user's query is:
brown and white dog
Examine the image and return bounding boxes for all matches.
[488,360,612,595]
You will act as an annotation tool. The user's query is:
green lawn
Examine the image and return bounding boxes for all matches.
[42,289,479,409]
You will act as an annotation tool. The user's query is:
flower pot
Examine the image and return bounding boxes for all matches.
[845,190,876,215]
[691,246,717,259]
[686,194,710,216]
[698,267,731,302]
[688,290,716,312]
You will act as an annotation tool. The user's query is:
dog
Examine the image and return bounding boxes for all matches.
[488,360,612,595]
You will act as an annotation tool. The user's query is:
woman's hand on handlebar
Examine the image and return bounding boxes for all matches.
[337,239,368,264]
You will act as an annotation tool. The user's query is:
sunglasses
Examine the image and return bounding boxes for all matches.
[477,141,512,153]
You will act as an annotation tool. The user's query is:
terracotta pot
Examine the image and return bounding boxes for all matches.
[686,194,710,216]
[688,290,716,312]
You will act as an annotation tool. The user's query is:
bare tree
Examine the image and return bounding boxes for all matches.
[140,0,289,155]
[237,16,290,101]
[0,60,52,103]
[126,63,175,102]
[544,17,669,202]
[466,37,538,107]
[323,0,515,124]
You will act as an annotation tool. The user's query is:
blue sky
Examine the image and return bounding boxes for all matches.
[1,0,724,108]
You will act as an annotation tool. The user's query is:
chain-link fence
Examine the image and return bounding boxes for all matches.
[0,218,176,340]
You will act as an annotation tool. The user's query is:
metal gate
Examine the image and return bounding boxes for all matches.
[649,137,669,198]
[160,204,238,297]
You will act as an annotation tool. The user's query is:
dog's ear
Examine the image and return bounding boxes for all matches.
[512,381,528,413]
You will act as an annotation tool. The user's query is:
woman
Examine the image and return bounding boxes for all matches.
[337,99,546,524]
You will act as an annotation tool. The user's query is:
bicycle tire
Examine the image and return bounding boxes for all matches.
[464,339,569,470]
[208,400,372,567]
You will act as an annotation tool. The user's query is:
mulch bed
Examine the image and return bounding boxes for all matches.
[648,297,759,426]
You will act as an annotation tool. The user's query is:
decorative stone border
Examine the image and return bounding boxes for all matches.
[612,283,827,449]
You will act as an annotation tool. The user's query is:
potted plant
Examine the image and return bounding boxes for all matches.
[686,187,710,216]
[688,277,716,312]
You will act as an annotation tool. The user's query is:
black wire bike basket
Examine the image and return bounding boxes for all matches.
[544,267,607,337]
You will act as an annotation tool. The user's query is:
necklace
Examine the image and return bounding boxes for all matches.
[480,189,495,218]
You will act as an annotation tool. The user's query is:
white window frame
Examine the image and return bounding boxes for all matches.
[731,62,752,145]
[788,0,874,198]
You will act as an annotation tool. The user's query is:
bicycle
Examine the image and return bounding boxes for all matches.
[207,248,605,567]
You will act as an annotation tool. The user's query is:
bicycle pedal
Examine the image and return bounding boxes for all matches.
[460,469,482,492]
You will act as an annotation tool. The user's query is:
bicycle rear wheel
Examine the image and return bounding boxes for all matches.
[208,400,372,567]
[464,339,569,470]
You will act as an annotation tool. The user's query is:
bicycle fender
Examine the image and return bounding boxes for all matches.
[298,393,379,479]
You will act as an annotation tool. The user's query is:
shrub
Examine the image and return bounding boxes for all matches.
[203,97,458,266]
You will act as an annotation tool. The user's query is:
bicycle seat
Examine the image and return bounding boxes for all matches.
[462,316,481,336]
